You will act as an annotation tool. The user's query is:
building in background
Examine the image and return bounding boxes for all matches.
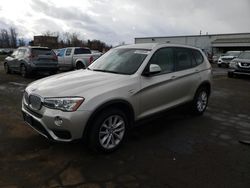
[135,33,250,55]
[33,36,58,49]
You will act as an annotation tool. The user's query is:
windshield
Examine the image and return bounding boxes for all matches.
[238,52,250,59]
[224,51,241,57]
[88,48,150,75]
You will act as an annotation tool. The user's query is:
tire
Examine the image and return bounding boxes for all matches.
[20,64,28,78]
[88,108,128,153]
[4,63,11,74]
[76,62,85,70]
[191,87,209,116]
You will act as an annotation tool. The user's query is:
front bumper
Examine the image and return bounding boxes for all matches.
[228,69,250,76]
[22,101,91,142]
[218,59,231,66]
[27,64,59,73]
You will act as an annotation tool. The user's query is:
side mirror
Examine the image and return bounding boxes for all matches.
[143,64,161,76]
[150,64,161,74]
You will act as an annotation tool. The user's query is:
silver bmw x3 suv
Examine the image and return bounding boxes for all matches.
[22,43,212,152]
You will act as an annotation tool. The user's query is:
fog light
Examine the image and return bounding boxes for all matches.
[54,116,63,126]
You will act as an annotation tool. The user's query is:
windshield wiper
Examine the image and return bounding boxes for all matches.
[92,69,121,74]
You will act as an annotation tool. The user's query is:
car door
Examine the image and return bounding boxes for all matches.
[172,47,202,103]
[64,48,73,68]
[139,47,180,119]
[57,48,66,68]
[138,47,201,119]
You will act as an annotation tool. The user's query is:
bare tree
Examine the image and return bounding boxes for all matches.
[9,27,17,48]
[0,29,10,48]
[18,38,26,46]
[43,30,57,37]
[70,32,82,47]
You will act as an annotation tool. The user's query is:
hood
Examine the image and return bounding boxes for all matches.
[26,70,129,97]
[232,58,250,63]
[221,55,235,60]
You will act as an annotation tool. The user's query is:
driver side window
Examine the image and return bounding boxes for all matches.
[149,48,174,74]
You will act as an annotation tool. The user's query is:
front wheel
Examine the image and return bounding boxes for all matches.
[88,108,128,153]
[192,87,209,115]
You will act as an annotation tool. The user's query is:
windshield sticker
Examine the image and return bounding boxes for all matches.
[134,50,150,55]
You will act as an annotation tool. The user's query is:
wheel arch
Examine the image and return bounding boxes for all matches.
[75,59,87,68]
[83,99,135,139]
[196,81,211,97]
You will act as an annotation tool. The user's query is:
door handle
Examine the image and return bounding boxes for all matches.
[195,69,199,73]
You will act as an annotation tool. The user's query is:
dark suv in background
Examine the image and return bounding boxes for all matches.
[228,51,250,77]
[4,46,58,77]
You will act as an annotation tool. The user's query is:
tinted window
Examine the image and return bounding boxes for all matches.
[58,49,66,57]
[193,49,204,65]
[225,51,241,57]
[65,49,72,56]
[74,48,91,54]
[149,48,174,73]
[31,48,54,56]
[175,48,193,71]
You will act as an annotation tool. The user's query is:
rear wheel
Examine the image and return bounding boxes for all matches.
[4,63,11,74]
[20,64,28,78]
[76,62,85,70]
[192,87,209,115]
[88,108,128,153]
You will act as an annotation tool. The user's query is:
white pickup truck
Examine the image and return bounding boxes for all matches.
[57,47,101,70]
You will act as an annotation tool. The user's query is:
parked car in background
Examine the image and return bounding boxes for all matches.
[22,43,212,153]
[91,50,103,56]
[217,51,241,67]
[212,53,224,63]
[57,47,102,71]
[4,46,58,77]
[202,49,213,63]
[228,51,250,77]
[0,48,14,55]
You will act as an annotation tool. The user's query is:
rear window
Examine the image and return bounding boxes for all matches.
[74,48,91,54]
[31,48,54,56]
[175,48,193,71]
[192,50,204,65]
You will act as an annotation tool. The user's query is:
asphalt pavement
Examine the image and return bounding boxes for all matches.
[0,65,250,188]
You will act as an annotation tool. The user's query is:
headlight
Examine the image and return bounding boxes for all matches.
[229,61,238,69]
[43,97,84,112]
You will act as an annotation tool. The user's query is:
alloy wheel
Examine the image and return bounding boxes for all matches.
[99,115,125,150]
[197,91,208,112]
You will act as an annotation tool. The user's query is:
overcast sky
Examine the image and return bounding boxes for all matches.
[0,0,250,46]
